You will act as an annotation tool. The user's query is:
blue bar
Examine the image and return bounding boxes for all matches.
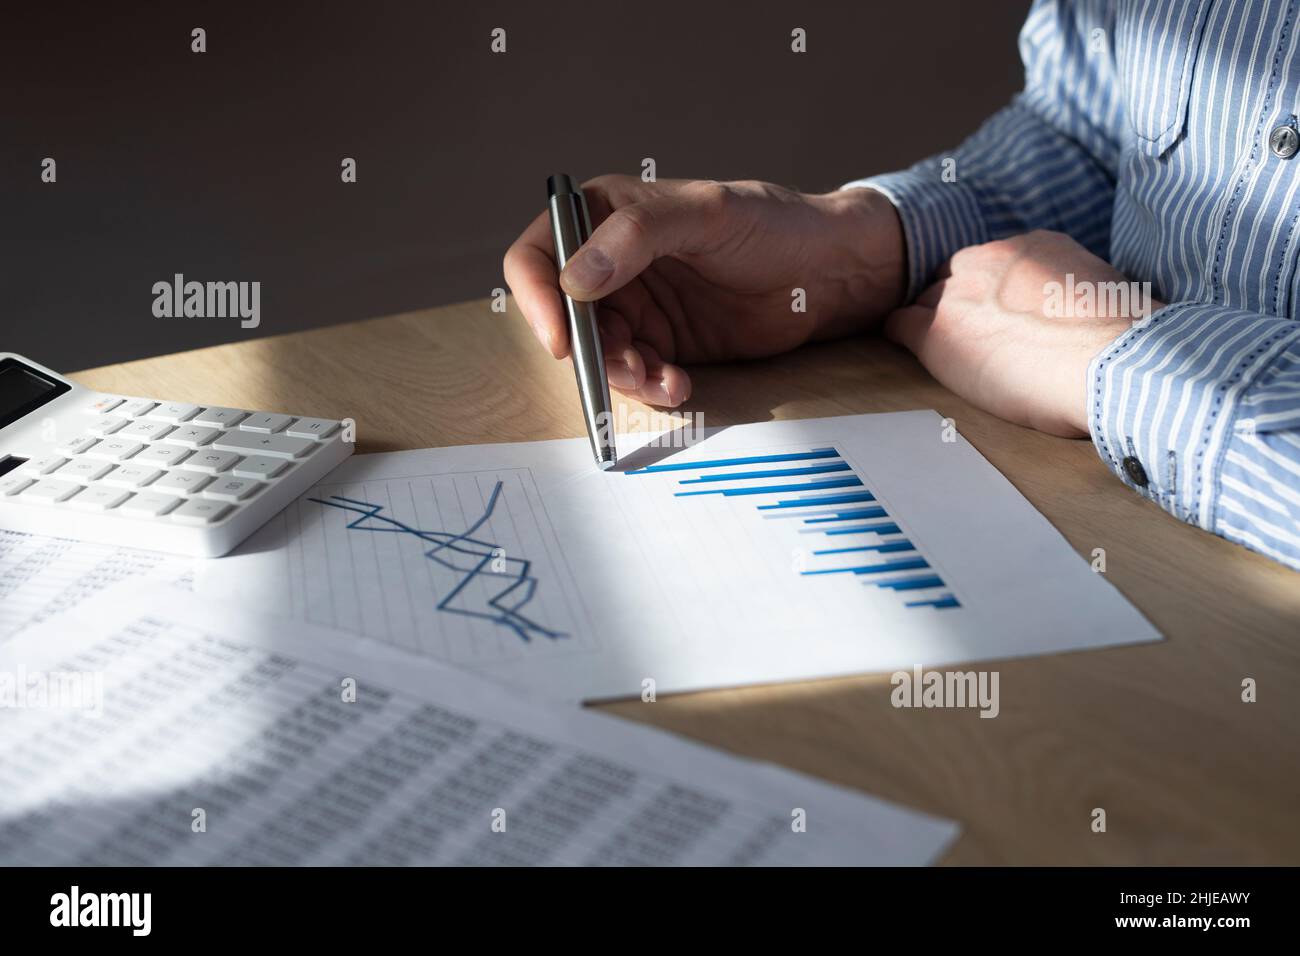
[905,595,961,609]
[801,558,929,576]
[758,491,876,510]
[628,448,840,474]
[804,507,888,523]
[676,477,861,498]
[815,540,914,556]
[878,575,946,591]
[678,462,850,484]
[824,522,901,536]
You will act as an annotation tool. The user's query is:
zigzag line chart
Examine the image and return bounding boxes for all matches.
[309,480,564,643]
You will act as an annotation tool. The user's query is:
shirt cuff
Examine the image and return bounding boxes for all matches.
[1087,302,1300,530]
[841,165,987,303]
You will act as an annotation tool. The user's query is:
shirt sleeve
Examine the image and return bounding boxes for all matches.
[842,0,1125,301]
[1089,304,1300,570]
[841,0,1300,570]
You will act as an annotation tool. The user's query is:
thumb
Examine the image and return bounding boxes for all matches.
[559,196,704,301]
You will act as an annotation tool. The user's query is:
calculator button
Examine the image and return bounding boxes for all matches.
[87,397,124,414]
[132,444,192,467]
[20,456,69,476]
[192,407,250,428]
[117,420,174,442]
[57,459,114,482]
[240,413,294,434]
[85,437,145,461]
[181,450,239,475]
[120,491,182,517]
[150,471,212,495]
[231,456,290,480]
[21,479,83,504]
[212,431,314,459]
[170,499,231,524]
[202,477,261,502]
[87,416,128,437]
[167,425,220,449]
[68,486,130,511]
[285,417,340,440]
[145,402,201,424]
[0,475,33,496]
[56,435,99,456]
[101,464,162,488]
[119,399,158,418]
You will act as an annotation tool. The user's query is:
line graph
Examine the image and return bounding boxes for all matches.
[246,467,590,665]
[309,481,563,643]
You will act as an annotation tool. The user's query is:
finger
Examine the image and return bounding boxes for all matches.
[503,210,570,359]
[598,308,647,392]
[559,186,718,302]
[933,260,954,280]
[883,305,936,359]
[580,173,685,222]
[628,341,692,408]
[915,278,948,309]
[579,176,636,224]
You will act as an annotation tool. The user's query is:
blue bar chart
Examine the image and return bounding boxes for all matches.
[628,447,960,611]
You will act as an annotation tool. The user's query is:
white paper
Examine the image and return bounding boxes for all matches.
[194,411,1161,701]
[0,529,192,643]
[0,585,957,866]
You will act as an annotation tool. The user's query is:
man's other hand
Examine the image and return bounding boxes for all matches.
[885,230,1159,437]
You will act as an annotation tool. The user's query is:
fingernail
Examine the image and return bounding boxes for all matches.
[644,380,673,406]
[606,360,636,390]
[562,246,614,295]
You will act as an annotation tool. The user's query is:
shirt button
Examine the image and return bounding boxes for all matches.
[1121,456,1149,487]
[1269,124,1299,159]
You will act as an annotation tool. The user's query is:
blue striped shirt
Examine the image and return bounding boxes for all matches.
[846,0,1300,571]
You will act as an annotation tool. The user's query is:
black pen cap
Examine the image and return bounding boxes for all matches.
[547,174,579,198]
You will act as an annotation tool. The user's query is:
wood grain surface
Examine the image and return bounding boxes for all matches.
[72,298,1300,864]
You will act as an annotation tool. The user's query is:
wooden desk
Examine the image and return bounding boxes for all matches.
[74,299,1300,865]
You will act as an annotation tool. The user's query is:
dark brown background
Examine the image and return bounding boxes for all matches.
[2,1,1027,371]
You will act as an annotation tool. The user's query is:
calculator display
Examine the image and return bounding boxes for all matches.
[0,358,70,430]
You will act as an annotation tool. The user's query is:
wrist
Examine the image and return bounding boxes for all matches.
[1066,317,1134,436]
[808,187,907,338]
[1067,301,1166,435]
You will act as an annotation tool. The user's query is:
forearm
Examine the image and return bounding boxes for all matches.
[842,0,1123,301]
[843,99,1119,302]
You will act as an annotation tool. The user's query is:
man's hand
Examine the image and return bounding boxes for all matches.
[504,177,906,407]
[885,230,1158,438]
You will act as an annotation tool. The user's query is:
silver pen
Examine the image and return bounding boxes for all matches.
[547,174,617,470]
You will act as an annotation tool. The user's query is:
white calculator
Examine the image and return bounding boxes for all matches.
[0,353,353,557]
